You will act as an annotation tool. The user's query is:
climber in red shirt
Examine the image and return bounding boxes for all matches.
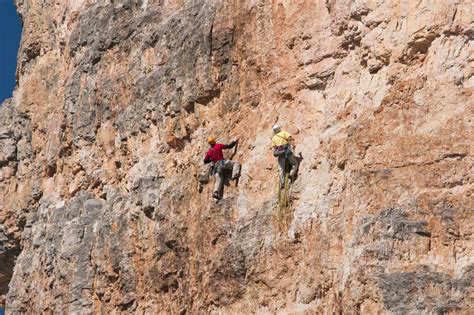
[204,137,240,200]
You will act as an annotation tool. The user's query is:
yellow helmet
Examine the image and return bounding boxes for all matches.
[207,137,216,145]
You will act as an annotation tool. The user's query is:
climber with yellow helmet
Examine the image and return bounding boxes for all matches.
[204,137,240,200]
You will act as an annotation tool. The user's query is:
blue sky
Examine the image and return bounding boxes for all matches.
[0,0,22,104]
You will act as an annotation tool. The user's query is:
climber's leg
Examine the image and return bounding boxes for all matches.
[213,172,223,200]
[287,153,298,180]
[230,161,241,180]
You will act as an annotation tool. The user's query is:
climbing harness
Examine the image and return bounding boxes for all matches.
[273,144,288,157]
[215,159,226,174]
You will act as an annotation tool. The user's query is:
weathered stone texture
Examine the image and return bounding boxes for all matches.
[1,0,472,313]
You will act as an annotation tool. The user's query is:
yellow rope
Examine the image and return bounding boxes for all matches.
[276,173,293,231]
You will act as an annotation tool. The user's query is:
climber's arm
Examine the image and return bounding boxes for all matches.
[204,151,213,164]
[224,139,238,149]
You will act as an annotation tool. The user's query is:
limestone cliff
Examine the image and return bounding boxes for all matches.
[0,0,472,313]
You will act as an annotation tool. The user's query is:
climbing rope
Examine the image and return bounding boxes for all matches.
[276,163,294,230]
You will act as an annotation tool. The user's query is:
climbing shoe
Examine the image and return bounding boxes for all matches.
[289,172,296,182]
[213,192,221,200]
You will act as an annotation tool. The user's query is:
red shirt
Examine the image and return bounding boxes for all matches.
[205,143,226,163]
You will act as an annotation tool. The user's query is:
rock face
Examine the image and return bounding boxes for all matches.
[1,0,472,313]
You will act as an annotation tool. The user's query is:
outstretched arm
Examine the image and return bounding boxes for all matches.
[224,139,238,149]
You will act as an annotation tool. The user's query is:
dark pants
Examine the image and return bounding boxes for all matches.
[214,160,241,197]
[277,153,298,188]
